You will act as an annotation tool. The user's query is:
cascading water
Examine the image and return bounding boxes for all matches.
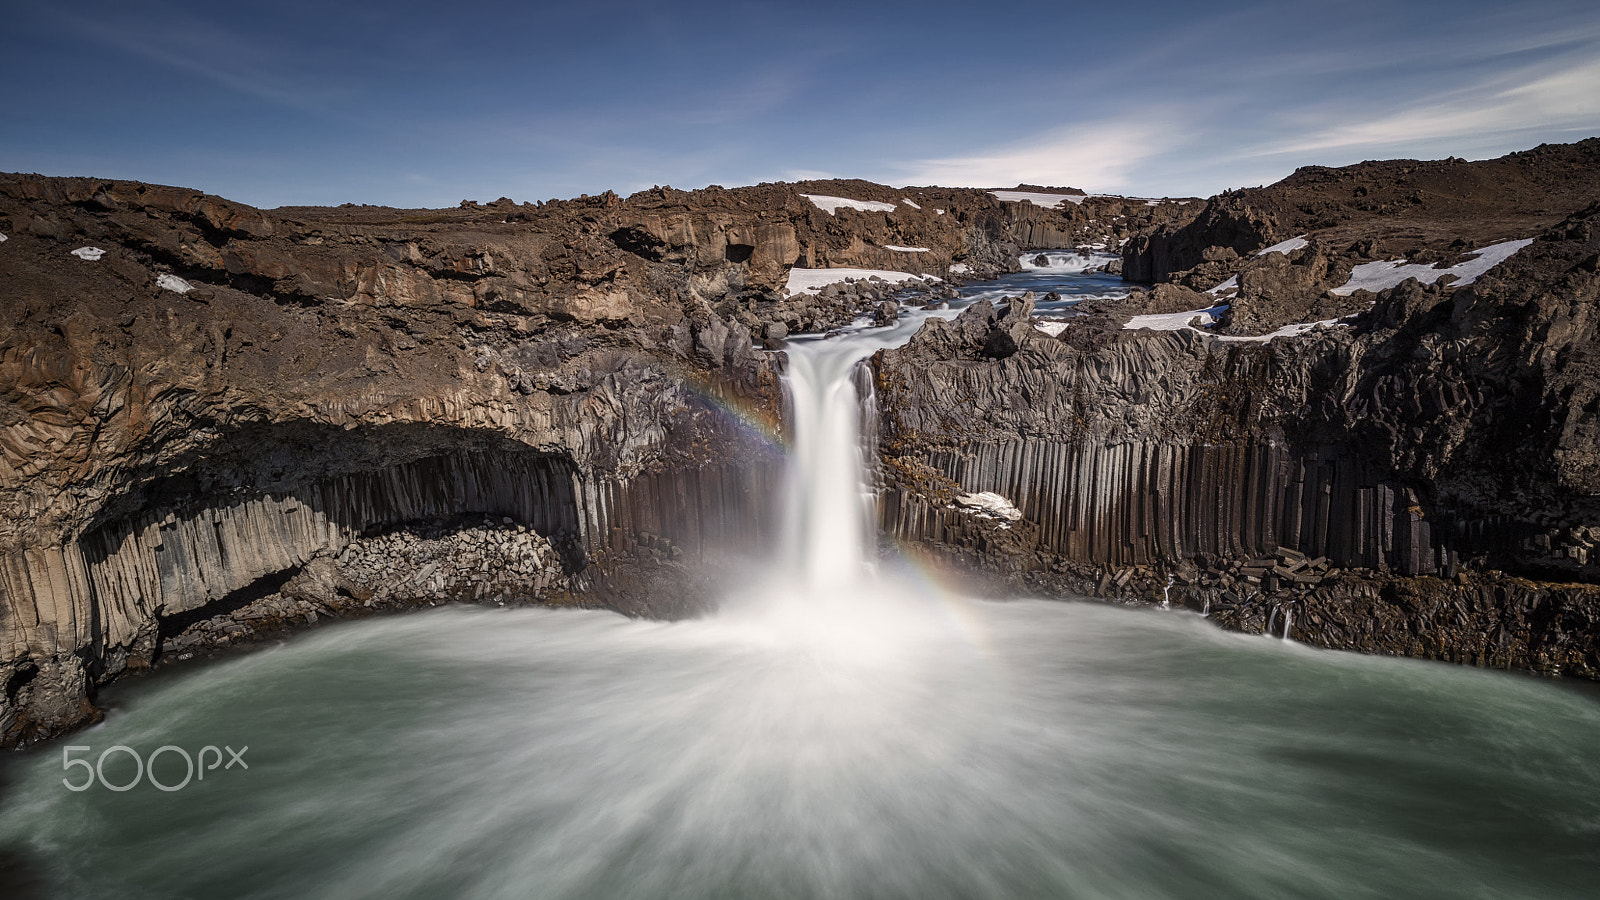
[777,341,879,590]
[2,267,1598,900]
[725,308,964,651]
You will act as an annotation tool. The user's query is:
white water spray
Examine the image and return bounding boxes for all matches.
[779,345,879,589]
[6,272,1596,900]
[1018,250,1118,274]
[771,303,965,595]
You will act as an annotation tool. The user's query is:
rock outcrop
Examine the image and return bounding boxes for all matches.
[875,192,1600,677]
[6,139,1594,745]
[0,170,1139,746]
[1120,139,1600,334]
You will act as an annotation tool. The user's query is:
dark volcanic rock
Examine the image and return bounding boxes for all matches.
[1125,139,1600,285]
[0,170,1116,747]
[5,140,1598,745]
[1219,241,1357,335]
[875,195,1600,678]
[1118,140,1600,335]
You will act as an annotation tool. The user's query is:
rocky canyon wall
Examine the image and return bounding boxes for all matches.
[876,196,1600,675]
[10,171,1118,745]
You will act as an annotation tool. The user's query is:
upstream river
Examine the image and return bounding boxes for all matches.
[2,254,1597,899]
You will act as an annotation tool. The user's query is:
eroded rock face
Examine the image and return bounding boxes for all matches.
[1121,139,1600,335]
[2,171,1143,746]
[6,146,1595,743]
[875,200,1600,676]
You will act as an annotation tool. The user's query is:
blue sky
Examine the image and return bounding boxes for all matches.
[3,0,1598,208]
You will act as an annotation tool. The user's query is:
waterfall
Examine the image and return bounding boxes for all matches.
[1282,608,1294,641]
[779,343,880,590]
[773,306,964,594]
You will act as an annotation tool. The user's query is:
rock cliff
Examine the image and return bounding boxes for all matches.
[1120,139,1600,334]
[5,138,1595,746]
[875,168,1600,676]
[0,172,1134,746]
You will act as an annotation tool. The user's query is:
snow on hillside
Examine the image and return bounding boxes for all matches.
[1256,236,1309,256]
[1213,319,1341,342]
[1123,303,1349,343]
[883,245,930,252]
[71,247,105,261]
[157,273,194,293]
[783,267,938,295]
[955,491,1023,525]
[988,190,1087,208]
[801,194,897,215]
[1124,306,1228,331]
[1331,238,1533,296]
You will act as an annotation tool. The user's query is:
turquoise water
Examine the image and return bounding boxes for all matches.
[2,595,1598,899]
[4,254,1596,898]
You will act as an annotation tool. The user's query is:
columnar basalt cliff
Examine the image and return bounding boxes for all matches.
[3,140,1596,746]
[875,179,1600,675]
[0,173,1134,746]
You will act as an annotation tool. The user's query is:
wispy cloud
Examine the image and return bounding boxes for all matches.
[48,5,353,117]
[889,119,1182,191]
[780,169,839,182]
[677,65,810,127]
[1261,49,1600,156]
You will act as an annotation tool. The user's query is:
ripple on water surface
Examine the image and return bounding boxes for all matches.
[4,258,1595,899]
[2,594,1598,900]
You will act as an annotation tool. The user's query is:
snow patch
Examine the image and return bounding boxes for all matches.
[0,232,8,243]
[934,209,945,215]
[955,491,1022,525]
[989,190,1086,208]
[156,273,194,293]
[1213,319,1341,342]
[72,247,106,261]
[883,245,930,253]
[1035,321,1070,337]
[1256,235,1309,257]
[1331,238,1533,296]
[1125,303,1350,342]
[783,267,937,296]
[900,198,921,210]
[801,194,897,215]
[1206,275,1238,295]
[949,262,971,274]
[1124,305,1228,331]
